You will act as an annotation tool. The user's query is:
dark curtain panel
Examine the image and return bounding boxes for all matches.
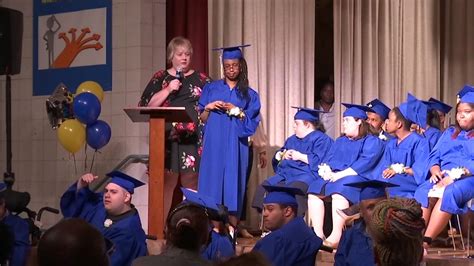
[166,0,209,74]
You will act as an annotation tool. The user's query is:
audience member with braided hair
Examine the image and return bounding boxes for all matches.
[368,198,425,266]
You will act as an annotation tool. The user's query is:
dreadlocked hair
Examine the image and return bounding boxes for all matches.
[368,198,425,266]
[236,58,249,99]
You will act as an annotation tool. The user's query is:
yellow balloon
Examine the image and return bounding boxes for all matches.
[57,119,86,154]
[76,81,104,102]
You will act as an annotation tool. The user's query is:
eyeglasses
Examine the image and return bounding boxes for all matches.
[223,63,240,70]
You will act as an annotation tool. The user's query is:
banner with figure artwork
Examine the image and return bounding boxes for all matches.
[33,0,112,95]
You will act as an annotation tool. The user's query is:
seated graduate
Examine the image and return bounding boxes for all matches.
[334,180,397,266]
[60,171,147,266]
[253,184,322,266]
[366,98,392,141]
[307,103,385,248]
[421,100,443,150]
[0,182,29,266]
[414,86,474,244]
[252,107,333,216]
[133,188,213,266]
[37,218,110,266]
[427,97,452,131]
[367,198,425,266]
[372,94,430,199]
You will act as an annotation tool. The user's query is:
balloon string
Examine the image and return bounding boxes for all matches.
[73,153,77,176]
[84,143,88,172]
[89,150,97,173]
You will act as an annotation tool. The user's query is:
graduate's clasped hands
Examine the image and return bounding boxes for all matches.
[205,101,236,111]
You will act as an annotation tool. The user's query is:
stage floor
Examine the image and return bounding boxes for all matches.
[236,237,474,266]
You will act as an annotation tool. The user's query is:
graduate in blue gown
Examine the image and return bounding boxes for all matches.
[253,185,322,266]
[366,98,393,142]
[252,107,333,216]
[334,180,397,266]
[198,45,261,226]
[60,171,147,266]
[307,103,384,247]
[178,188,235,263]
[427,97,453,131]
[0,183,29,266]
[414,86,474,243]
[373,94,430,199]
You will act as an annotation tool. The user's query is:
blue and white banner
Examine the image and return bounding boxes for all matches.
[33,0,112,95]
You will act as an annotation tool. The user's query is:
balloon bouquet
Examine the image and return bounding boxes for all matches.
[47,81,111,172]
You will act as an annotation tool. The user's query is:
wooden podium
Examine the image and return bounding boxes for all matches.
[124,107,191,239]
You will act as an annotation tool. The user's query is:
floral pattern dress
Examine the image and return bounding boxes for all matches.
[139,70,211,174]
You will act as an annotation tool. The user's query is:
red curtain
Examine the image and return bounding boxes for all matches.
[166,0,209,74]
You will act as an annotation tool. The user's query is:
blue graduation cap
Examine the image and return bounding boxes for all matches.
[106,171,145,194]
[399,93,428,129]
[366,99,391,120]
[0,182,5,192]
[342,103,372,120]
[428,98,452,114]
[291,106,325,122]
[457,85,474,101]
[181,188,220,212]
[345,180,398,201]
[460,92,474,104]
[212,44,251,60]
[263,184,304,206]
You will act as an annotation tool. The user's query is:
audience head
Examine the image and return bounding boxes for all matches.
[262,185,302,231]
[38,218,109,266]
[218,251,271,266]
[167,36,193,71]
[165,203,210,252]
[368,198,425,266]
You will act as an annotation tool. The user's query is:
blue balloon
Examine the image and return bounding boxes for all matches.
[86,120,111,150]
[73,92,101,125]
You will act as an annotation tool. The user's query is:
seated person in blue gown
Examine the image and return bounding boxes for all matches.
[414,86,474,245]
[253,185,322,266]
[198,44,261,229]
[133,189,212,266]
[372,94,430,199]
[366,98,392,141]
[0,182,29,266]
[334,180,397,266]
[307,103,384,248]
[427,97,452,131]
[60,171,147,266]
[177,188,234,263]
[421,100,443,150]
[368,198,425,266]
[252,107,333,216]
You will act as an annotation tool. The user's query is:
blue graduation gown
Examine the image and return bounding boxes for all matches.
[198,80,261,216]
[308,135,385,204]
[414,127,474,214]
[373,132,430,198]
[267,130,333,186]
[424,126,442,151]
[201,230,235,262]
[60,184,147,266]
[2,213,30,266]
[253,217,322,266]
[334,221,375,266]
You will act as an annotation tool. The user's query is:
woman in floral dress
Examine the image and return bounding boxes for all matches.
[139,37,211,218]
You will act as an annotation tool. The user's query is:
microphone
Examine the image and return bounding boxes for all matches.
[176,67,183,82]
